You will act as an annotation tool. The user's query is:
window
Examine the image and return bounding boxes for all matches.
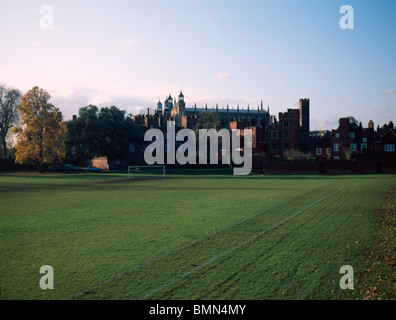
[284,131,289,139]
[362,137,367,142]
[326,148,331,155]
[284,142,288,150]
[351,144,357,151]
[271,131,278,140]
[361,143,367,151]
[335,133,340,138]
[385,144,395,152]
[283,121,289,128]
[350,132,355,139]
[316,148,322,156]
[334,143,339,152]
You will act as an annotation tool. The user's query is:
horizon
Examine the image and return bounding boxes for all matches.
[1,0,395,131]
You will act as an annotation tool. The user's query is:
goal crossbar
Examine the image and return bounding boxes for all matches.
[127,165,166,179]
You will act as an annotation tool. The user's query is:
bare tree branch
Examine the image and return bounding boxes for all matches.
[0,85,21,157]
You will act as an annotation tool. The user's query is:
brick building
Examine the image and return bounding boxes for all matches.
[134,94,311,160]
[242,99,310,158]
[311,118,395,160]
[267,107,303,157]
[374,121,396,154]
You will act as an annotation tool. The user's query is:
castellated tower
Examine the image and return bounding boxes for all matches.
[170,90,186,127]
[177,90,185,114]
[299,98,310,136]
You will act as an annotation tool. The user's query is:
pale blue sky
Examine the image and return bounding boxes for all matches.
[1,0,395,130]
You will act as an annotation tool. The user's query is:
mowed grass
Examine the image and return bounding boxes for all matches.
[0,170,395,300]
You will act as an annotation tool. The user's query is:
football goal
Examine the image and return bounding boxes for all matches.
[127,165,166,179]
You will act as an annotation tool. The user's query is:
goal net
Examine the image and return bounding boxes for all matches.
[127,165,166,179]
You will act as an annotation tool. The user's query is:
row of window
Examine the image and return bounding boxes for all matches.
[334,132,368,141]
[137,142,396,154]
[385,144,395,152]
[270,130,297,140]
[334,143,365,152]
[273,130,367,141]
[316,143,395,155]
[282,121,298,128]
[316,148,332,156]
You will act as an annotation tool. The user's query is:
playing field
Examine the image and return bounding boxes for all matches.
[1,170,395,300]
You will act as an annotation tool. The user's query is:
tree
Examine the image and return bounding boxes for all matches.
[194,111,220,131]
[283,148,304,160]
[64,105,143,164]
[0,85,21,157]
[64,105,100,163]
[12,86,67,171]
[98,106,143,158]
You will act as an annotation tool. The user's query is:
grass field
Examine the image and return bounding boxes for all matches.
[1,170,395,300]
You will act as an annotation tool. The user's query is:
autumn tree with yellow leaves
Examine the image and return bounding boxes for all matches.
[13,87,67,171]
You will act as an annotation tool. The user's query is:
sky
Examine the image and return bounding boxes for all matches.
[0,0,395,130]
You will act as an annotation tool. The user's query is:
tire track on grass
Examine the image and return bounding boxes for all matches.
[138,181,365,300]
[205,188,353,297]
[67,179,338,300]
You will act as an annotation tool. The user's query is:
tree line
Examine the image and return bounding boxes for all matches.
[0,85,144,171]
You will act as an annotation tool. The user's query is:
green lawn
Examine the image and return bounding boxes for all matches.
[1,171,395,300]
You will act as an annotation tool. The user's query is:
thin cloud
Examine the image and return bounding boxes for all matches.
[126,105,148,115]
[325,116,339,128]
[50,86,78,98]
[216,73,233,80]
[385,89,396,95]
[30,41,44,48]
[373,107,390,114]
[119,37,140,50]
[50,87,155,120]
[87,93,114,106]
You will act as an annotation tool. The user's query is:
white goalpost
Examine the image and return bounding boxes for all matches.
[127,165,166,179]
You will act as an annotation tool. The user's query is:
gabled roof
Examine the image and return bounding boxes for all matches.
[377,128,396,143]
